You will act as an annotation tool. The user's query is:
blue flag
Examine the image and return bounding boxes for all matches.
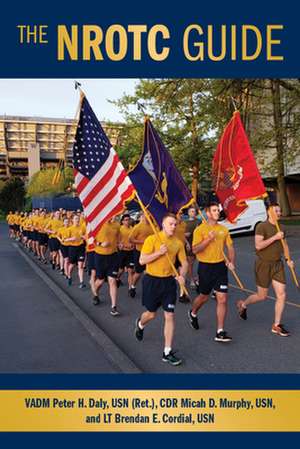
[129,118,193,227]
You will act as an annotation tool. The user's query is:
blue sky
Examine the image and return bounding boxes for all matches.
[0,79,138,122]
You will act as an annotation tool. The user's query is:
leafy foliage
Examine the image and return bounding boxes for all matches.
[0,177,25,213]
[112,78,300,215]
[26,167,74,198]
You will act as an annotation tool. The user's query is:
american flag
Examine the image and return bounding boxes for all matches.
[73,96,135,236]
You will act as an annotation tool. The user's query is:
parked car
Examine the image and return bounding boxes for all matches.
[218,199,267,235]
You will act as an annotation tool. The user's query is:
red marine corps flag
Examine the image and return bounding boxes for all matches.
[212,111,267,223]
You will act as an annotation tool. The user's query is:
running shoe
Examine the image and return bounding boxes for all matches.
[236,300,247,320]
[129,286,136,298]
[214,330,232,342]
[179,294,190,303]
[271,324,290,337]
[190,280,196,289]
[162,351,182,366]
[110,306,120,317]
[188,310,199,330]
[78,282,86,289]
[92,296,100,305]
[67,277,72,286]
[134,317,144,341]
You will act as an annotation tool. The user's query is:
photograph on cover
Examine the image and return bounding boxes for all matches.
[0,78,299,374]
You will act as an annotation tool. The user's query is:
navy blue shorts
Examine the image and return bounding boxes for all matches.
[142,274,177,313]
[134,250,145,274]
[197,261,228,295]
[60,244,69,259]
[68,244,86,264]
[32,231,39,242]
[49,238,60,252]
[95,253,119,280]
[87,251,96,271]
[118,250,135,269]
[38,233,48,246]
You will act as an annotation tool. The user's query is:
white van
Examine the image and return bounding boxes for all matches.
[218,199,267,235]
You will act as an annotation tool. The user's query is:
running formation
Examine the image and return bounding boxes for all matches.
[6,202,293,366]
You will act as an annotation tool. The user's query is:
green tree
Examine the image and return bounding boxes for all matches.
[27,167,74,198]
[114,78,300,215]
[0,177,25,213]
[112,79,216,195]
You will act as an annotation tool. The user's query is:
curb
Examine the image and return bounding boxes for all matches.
[14,243,142,374]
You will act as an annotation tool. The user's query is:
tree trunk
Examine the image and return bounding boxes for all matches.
[270,79,291,216]
[189,91,200,199]
[191,161,199,203]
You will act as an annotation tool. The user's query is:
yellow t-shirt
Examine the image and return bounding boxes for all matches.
[192,222,233,263]
[31,215,41,230]
[14,215,21,225]
[141,231,186,278]
[24,217,33,231]
[80,221,87,235]
[19,216,26,228]
[46,218,63,238]
[36,216,48,233]
[174,221,187,244]
[6,214,13,225]
[119,225,134,251]
[129,222,153,251]
[66,225,85,247]
[57,226,71,245]
[94,222,120,255]
[21,217,28,230]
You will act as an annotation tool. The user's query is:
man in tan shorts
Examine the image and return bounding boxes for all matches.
[237,203,294,336]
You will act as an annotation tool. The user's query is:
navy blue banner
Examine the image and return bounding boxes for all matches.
[0,373,300,389]
[0,0,299,77]
[1,0,300,445]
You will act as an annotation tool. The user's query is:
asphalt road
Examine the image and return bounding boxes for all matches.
[0,224,130,373]
[1,223,300,373]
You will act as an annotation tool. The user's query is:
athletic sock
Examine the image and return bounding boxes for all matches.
[138,320,145,330]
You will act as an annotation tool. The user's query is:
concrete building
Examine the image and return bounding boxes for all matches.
[0,115,122,180]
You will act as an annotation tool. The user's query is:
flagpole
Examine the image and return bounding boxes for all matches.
[197,208,245,290]
[52,82,85,186]
[134,190,190,298]
[268,206,299,288]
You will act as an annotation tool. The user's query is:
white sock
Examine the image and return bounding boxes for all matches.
[217,328,224,333]
[164,347,171,355]
[138,320,145,330]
